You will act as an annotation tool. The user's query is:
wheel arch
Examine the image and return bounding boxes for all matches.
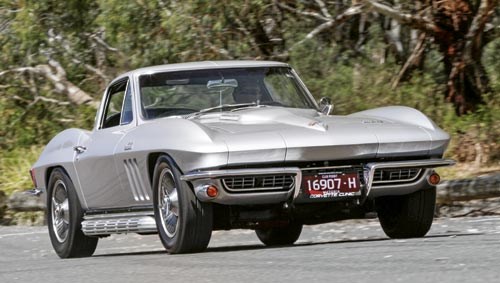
[150,152,213,253]
[45,165,87,210]
[45,165,67,188]
[147,152,185,187]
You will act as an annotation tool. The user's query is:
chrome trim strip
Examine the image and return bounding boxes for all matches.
[24,188,43,197]
[224,186,289,192]
[181,167,302,181]
[83,211,153,220]
[364,159,455,197]
[82,212,157,236]
[301,165,358,171]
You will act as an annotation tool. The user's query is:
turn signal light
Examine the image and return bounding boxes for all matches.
[428,172,441,185]
[206,185,219,198]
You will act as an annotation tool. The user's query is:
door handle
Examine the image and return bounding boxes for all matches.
[73,145,87,154]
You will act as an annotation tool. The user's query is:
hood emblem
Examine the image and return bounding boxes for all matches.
[308,121,328,130]
[362,119,383,124]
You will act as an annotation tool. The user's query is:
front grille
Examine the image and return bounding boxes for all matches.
[222,175,295,192]
[373,168,422,185]
[219,165,424,194]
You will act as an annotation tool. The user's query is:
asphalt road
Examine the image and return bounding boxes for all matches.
[1,216,499,283]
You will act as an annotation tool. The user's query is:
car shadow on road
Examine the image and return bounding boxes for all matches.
[93,232,481,258]
[205,232,481,253]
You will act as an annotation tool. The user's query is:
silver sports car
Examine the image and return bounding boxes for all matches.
[30,61,454,257]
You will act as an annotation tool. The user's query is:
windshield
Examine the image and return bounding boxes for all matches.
[139,67,316,119]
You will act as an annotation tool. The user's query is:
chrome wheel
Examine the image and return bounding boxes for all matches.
[47,168,98,258]
[51,180,70,243]
[153,156,213,253]
[158,168,179,238]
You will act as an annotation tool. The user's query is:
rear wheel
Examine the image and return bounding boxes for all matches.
[376,187,436,239]
[255,222,303,246]
[47,168,98,258]
[152,155,213,254]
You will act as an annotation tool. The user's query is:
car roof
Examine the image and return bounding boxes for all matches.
[113,60,290,83]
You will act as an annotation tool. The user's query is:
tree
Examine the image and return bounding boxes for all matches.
[0,0,498,150]
[278,0,499,115]
[365,0,498,115]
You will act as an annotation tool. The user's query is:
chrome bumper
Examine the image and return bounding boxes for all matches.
[24,188,43,197]
[181,167,302,205]
[181,159,455,205]
[364,159,455,198]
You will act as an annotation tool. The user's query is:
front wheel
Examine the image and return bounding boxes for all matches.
[376,187,436,239]
[255,222,303,246]
[152,155,213,254]
[47,168,98,258]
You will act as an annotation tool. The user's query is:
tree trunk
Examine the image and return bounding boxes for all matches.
[433,0,493,115]
[0,60,99,108]
[365,0,497,115]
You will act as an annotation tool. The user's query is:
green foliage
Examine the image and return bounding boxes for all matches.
[0,95,96,150]
[0,146,41,195]
[0,0,498,201]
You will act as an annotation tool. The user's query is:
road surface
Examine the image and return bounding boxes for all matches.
[1,216,499,283]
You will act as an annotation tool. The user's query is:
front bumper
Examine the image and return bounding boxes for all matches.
[181,168,301,205]
[181,159,455,205]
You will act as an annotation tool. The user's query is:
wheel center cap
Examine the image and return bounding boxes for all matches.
[55,205,62,219]
[163,195,171,212]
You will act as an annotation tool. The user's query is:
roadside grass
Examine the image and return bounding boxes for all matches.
[0,146,45,225]
[0,146,42,195]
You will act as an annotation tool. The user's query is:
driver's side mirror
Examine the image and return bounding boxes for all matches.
[318,97,333,115]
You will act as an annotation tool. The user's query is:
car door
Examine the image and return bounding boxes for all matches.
[74,78,137,209]
[112,78,153,208]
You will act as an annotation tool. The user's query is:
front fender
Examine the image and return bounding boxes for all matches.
[350,106,437,130]
[349,106,450,156]
[123,118,229,172]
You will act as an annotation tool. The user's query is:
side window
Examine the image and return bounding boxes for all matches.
[101,79,132,129]
[121,85,133,125]
[263,70,310,108]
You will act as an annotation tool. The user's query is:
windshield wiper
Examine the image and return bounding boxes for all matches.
[189,103,257,118]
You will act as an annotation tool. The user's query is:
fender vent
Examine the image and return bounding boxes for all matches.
[123,158,150,201]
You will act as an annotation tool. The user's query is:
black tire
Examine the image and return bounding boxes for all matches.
[47,168,98,258]
[152,155,213,254]
[255,222,303,246]
[376,187,436,239]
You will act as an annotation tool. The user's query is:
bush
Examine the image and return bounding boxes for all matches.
[0,146,42,196]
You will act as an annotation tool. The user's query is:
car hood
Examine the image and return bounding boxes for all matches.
[189,107,450,164]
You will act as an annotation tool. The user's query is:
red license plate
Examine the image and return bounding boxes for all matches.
[302,172,360,199]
